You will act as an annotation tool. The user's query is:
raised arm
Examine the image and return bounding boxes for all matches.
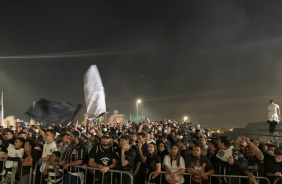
[245,138,263,160]
[35,124,46,140]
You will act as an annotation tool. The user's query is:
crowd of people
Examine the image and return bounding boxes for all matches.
[0,114,281,184]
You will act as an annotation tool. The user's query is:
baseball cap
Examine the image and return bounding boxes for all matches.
[102,133,110,139]
[120,135,131,142]
[179,138,188,145]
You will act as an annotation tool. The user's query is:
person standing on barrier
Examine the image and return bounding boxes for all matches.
[267,99,280,135]
[137,133,149,184]
[186,144,214,184]
[60,131,87,184]
[265,147,282,184]
[163,144,186,184]
[117,135,136,184]
[88,132,117,184]
[146,142,161,184]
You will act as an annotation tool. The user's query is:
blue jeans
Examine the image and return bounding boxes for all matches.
[64,172,81,184]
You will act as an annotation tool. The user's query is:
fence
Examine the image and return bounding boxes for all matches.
[0,158,34,184]
[274,177,282,184]
[32,160,134,184]
[0,159,273,184]
[149,171,271,184]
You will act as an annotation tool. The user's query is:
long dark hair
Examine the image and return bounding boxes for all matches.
[156,140,168,154]
[169,144,181,167]
[147,142,158,170]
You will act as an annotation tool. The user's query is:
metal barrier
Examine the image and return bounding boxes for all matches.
[82,166,134,184]
[33,161,134,184]
[149,171,271,184]
[0,159,34,184]
[274,177,282,184]
[210,174,270,184]
[18,158,34,184]
[0,158,34,184]
[32,160,64,184]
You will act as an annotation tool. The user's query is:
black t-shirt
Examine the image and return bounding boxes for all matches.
[90,144,117,167]
[131,145,142,170]
[206,149,218,168]
[186,155,214,183]
[181,149,191,161]
[147,155,161,175]
[265,156,282,183]
[90,144,117,182]
[146,155,161,183]
[245,156,264,177]
[118,147,136,172]
[159,150,169,169]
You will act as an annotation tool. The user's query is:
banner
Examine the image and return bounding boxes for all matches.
[26,98,81,127]
[84,65,106,120]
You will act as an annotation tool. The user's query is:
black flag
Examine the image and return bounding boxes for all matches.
[26,99,81,127]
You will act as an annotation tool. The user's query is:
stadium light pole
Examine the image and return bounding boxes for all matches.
[136,99,141,123]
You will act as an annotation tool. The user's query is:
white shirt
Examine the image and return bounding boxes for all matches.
[5,144,24,169]
[268,103,280,122]
[163,155,185,184]
[216,146,233,162]
[40,141,57,172]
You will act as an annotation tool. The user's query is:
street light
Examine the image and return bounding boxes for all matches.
[136,99,141,123]
[183,116,188,122]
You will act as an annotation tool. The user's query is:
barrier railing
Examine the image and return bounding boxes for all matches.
[149,171,271,184]
[210,174,270,184]
[274,177,282,184]
[0,158,34,184]
[0,158,269,184]
[32,160,64,184]
[32,161,134,184]
[17,158,33,184]
[82,166,134,184]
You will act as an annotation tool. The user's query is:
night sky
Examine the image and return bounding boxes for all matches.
[1,0,282,128]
